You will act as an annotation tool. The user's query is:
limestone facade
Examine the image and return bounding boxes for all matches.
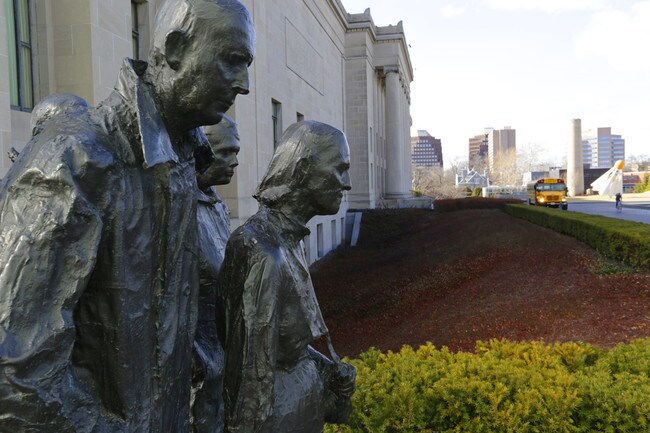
[1,0,414,263]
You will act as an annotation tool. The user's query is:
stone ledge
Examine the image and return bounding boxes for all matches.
[379,196,434,210]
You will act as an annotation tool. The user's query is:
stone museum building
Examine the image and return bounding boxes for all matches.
[1,0,414,263]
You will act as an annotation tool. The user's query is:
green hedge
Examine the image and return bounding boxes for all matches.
[504,204,650,270]
[325,339,650,433]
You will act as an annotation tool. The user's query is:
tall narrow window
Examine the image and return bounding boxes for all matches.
[316,223,323,258]
[331,220,337,247]
[296,112,304,122]
[131,1,140,60]
[272,100,282,149]
[302,236,311,264]
[6,0,34,110]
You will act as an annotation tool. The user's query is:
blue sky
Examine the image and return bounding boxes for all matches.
[341,0,650,166]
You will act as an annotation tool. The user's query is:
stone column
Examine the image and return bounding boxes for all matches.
[384,65,407,198]
[567,118,584,196]
[402,103,412,195]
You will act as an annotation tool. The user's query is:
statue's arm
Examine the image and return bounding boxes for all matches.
[0,155,103,431]
[223,247,282,433]
[307,346,356,423]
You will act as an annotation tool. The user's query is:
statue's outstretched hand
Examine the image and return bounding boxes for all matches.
[323,361,356,423]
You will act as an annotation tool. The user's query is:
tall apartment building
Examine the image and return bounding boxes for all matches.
[411,130,443,167]
[468,132,488,165]
[487,126,516,169]
[582,127,625,169]
[1,0,414,263]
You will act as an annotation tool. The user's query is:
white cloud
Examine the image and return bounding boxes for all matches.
[441,4,467,18]
[484,0,606,13]
[575,1,650,71]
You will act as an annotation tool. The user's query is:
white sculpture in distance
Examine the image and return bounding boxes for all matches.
[591,160,624,196]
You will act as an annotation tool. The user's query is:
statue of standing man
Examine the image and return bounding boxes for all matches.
[0,1,254,432]
[191,116,241,433]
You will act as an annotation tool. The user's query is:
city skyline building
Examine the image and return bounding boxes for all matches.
[411,130,443,168]
[487,126,516,170]
[468,131,488,167]
[582,127,625,169]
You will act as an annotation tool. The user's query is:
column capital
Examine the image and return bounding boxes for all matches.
[380,65,400,76]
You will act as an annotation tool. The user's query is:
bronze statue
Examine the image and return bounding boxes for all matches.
[0,0,254,431]
[218,121,356,433]
[30,93,90,136]
[5,93,90,162]
[191,115,241,433]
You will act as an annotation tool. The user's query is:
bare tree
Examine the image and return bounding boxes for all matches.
[517,142,555,174]
[626,153,650,171]
[469,154,489,175]
[412,165,463,199]
[490,148,521,186]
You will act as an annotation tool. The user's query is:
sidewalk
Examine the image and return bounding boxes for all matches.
[568,191,650,203]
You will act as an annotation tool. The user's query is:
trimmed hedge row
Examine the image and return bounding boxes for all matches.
[435,198,523,213]
[326,339,650,433]
[504,204,650,270]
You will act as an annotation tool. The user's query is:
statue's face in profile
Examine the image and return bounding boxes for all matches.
[203,129,240,187]
[305,136,352,215]
[174,8,255,127]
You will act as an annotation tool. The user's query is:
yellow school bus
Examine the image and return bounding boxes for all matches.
[526,178,568,210]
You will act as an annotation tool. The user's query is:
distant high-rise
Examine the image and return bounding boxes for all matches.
[582,127,625,169]
[411,130,443,167]
[486,126,516,169]
[468,133,488,165]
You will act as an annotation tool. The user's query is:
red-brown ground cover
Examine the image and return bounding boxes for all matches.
[311,208,650,357]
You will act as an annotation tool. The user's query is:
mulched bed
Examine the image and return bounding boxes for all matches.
[311,208,650,357]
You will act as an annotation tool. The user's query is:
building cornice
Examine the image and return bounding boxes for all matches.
[326,1,414,83]
[325,0,350,32]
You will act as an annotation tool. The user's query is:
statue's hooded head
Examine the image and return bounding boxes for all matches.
[255,121,352,218]
[149,0,255,130]
[30,93,90,136]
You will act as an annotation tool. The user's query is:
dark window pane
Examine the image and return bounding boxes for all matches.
[18,0,29,43]
[21,45,33,109]
[9,0,34,110]
[131,2,137,29]
[131,2,139,59]
[5,0,19,106]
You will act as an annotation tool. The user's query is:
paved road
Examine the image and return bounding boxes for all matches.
[566,199,650,224]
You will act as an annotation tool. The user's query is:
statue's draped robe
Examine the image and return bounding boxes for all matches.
[0,59,203,433]
[192,188,230,433]
[218,205,330,433]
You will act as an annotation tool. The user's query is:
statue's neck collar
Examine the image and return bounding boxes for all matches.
[262,205,310,240]
[197,187,221,205]
[115,58,187,168]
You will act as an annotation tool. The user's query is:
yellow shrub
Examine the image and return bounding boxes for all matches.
[325,339,650,433]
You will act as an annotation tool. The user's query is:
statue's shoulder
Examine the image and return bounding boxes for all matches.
[230,214,284,259]
[2,110,117,196]
[42,108,116,155]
